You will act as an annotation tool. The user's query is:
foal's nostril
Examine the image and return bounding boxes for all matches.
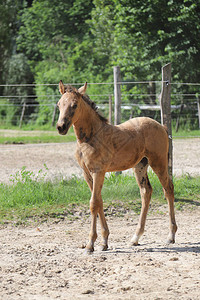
[56,120,70,134]
[62,123,66,131]
[56,123,67,133]
[56,124,64,133]
[56,124,61,131]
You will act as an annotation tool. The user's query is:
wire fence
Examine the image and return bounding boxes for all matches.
[0,81,200,131]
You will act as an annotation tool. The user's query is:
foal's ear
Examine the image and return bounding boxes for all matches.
[59,80,65,95]
[78,82,87,95]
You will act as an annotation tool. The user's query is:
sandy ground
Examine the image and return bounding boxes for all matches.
[0,210,200,300]
[0,135,199,299]
[0,138,199,184]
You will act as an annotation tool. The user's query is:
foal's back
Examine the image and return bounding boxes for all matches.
[106,117,169,172]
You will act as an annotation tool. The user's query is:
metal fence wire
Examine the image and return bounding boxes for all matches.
[0,81,200,131]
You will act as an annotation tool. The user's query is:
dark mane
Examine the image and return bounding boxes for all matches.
[65,85,108,123]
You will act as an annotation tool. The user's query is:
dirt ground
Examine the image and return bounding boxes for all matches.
[0,210,200,300]
[0,138,199,183]
[0,136,200,299]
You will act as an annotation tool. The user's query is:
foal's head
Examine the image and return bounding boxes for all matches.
[56,81,87,135]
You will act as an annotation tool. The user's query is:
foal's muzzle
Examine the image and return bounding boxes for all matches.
[56,121,70,135]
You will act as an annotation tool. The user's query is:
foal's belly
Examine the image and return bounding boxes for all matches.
[106,152,143,172]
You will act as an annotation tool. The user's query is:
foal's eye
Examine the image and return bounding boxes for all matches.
[72,103,77,109]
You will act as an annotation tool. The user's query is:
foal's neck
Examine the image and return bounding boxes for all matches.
[73,101,104,143]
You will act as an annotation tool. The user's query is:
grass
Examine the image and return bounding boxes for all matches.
[173,129,200,138]
[0,167,199,224]
[0,134,76,144]
[0,126,199,222]
[0,124,55,131]
[0,127,76,144]
[0,126,199,144]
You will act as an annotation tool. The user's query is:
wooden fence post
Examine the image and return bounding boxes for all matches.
[160,63,173,180]
[197,97,200,129]
[19,102,26,128]
[113,66,122,175]
[175,103,184,132]
[113,66,121,125]
[109,95,112,124]
[52,104,57,127]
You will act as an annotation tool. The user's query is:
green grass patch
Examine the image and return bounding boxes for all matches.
[0,127,199,145]
[0,134,76,144]
[0,168,199,224]
[0,124,56,131]
[0,127,76,144]
[172,129,200,138]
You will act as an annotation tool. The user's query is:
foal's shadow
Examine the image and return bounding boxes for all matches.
[152,243,200,253]
[104,242,200,254]
[175,198,200,206]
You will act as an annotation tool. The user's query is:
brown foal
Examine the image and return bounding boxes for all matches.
[56,81,177,253]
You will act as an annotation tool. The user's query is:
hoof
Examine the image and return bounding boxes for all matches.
[84,248,94,255]
[84,245,94,254]
[167,233,175,244]
[99,244,108,251]
[166,238,175,244]
[130,235,140,246]
[131,242,140,246]
[130,241,140,246]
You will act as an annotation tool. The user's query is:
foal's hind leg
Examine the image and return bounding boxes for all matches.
[131,158,153,246]
[150,159,177,244]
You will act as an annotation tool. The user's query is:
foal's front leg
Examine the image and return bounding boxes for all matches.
[85,172,109,253]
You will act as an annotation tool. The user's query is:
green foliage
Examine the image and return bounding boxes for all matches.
[0,0,23,86]
[1,0,200,127]
[111,0,200,82]
[2,53,35,125]
[17,0,94,63]
[3,54,33,89]
[2,0,200,85]
[0,98,15,127]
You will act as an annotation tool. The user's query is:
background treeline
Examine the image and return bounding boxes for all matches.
[0,0,200,128]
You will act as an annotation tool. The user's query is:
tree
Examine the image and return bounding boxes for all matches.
[17,0,94,63]
[3,53,35,125]
[88,0,200,83]
[113,0,200,83]
[17,0,95,124]
[2,0,199,126]
[0,0,22,86]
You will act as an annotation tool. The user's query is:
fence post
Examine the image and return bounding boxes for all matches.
[197,97,200,129]
[109,95,112,124]
[113,66,121,125]
[160,63,173,180]
[175,103,184,132]
[52,104,57,127]
[113,66,122,175]
[19,102,26,128]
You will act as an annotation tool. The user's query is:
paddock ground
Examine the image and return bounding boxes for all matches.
[0,138,200,183]
[0,209,200,300]
[0,138,199,299]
